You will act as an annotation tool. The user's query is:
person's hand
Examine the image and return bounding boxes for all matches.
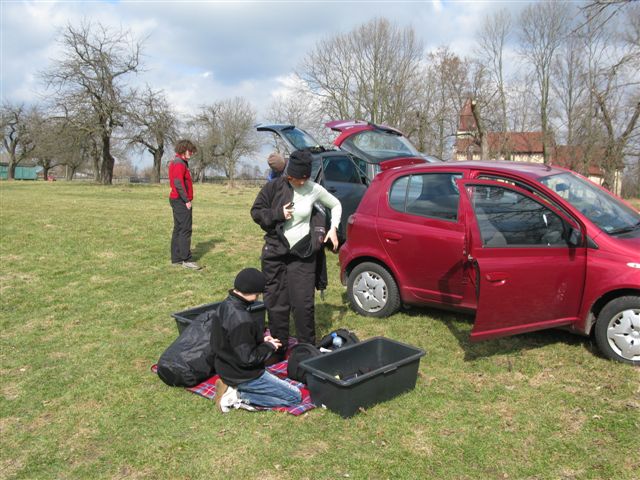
[264,336,282,350]
[324,227,339,252]
[186,201,192,210]
[283,202,294,220]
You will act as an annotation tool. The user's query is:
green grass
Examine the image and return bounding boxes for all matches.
[1,182,638,480]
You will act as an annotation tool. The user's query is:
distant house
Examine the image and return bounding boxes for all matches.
[454,99,622,194]
[0,161,42,180]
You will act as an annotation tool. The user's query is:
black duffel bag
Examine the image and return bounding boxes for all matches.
[157,310,215,387]
[287,343,321,384]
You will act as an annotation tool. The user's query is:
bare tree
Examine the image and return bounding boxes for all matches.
[28,110,66,181]
[127,86,178,183]
[519,2,570,164]
[298,18,423,129]
[1,103,36,179]
[191,98,258,185]
[213,97,259,186]
[476,8,512,135]
[552,31,589,147]
[266,90,329,144]
[41,21,142,184]
[570,3,640,187]
[417,47,471,160]
[63,125,94,180]
[191,104,224,182]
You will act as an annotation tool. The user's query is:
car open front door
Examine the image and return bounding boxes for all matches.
[458,179,588,341]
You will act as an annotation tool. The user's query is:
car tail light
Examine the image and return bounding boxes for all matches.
[346,214,355,238]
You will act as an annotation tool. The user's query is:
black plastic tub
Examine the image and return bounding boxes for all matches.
[300,336,425,417]
[171,301,265,335]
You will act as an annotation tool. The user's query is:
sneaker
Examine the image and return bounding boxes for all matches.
[182,261,201,270]
[215,378,229,412]
[215,378,238,413]
[171,262,182,267]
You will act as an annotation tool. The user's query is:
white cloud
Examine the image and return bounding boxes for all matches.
[1,0,533,167]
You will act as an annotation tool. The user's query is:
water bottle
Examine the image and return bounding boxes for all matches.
[331,332,343,349]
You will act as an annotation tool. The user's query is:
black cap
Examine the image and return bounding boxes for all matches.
[234,268,266,294]
[286,150,312,179]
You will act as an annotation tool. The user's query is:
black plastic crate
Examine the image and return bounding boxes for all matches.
[300,336,425,417]
[171,301,265,335]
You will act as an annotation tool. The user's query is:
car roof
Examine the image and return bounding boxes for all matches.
[384,160,569,180]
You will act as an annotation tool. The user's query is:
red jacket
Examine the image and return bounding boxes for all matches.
[169,156,193,202]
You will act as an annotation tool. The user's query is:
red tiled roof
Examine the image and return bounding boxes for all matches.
[551,145,607,176]
[455,132,545,155]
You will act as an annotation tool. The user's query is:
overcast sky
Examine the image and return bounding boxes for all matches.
[1,0,531,167]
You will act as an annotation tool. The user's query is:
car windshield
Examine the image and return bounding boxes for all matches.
[539,172,640,235]
[280,127,320,151]
[344,129,421,161]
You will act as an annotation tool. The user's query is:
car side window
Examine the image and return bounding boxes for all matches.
[323,157,361,184]
[469,185,569,247]
[389,173,461,221]
[389,176,409,210]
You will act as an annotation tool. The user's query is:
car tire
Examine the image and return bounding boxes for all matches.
[347,262,400,318]
[594,296,640,365]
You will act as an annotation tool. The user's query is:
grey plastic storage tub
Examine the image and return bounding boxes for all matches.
[300,336,425,417]
[171,301,265,334]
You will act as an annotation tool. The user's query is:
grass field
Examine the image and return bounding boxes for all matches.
[1,182,639,480]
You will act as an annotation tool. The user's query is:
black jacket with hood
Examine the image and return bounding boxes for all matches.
[210,292,275,386]
[250,176,328,290]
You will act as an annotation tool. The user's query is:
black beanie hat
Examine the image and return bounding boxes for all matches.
[234,268,266,294]
[286,150,312,179]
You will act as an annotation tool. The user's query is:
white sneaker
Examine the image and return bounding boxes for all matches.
[219,387,239,413]
[182,261,201,270]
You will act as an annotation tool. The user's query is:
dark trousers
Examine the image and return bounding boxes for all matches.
[262,253,317,350]
[170,199,192,263]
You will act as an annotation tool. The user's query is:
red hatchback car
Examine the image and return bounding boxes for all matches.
[339,161,640,364]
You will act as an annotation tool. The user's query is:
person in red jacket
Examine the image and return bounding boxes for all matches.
[169,139,200,269]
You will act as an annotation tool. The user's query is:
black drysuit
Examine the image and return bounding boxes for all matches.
[250,176,327,351]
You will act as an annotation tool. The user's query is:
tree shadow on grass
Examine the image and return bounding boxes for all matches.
[315,301,350,336]
[191,238,221,261]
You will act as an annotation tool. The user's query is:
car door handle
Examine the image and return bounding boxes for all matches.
[383,232,402,243]
[485,272,508,283]
[327,187,338,193]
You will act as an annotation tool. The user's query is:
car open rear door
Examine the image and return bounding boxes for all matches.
[457,179,588,341]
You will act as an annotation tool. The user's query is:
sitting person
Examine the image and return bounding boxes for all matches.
[211,267,302,413]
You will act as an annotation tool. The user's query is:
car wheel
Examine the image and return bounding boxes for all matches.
[347,262,400,317]
[594,296,640,365]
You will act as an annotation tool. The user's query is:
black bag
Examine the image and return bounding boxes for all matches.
[318,328,360,350]
[287,343,321,383]
[289,203,328,259]
[156,311,215,387]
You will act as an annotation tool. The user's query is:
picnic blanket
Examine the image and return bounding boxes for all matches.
[152,360,316,416]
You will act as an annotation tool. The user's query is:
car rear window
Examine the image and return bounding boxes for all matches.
[389,173,462,221]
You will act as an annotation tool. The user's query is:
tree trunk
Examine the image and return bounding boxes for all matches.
[66,165,77,181]
[99,134,114,184]
[8,159,17,180]
[43,166,50,181]
[471,100,488,159]
[151,147,163,184]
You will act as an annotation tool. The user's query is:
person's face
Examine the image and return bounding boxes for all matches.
[287,176,308,188]
[184,150,194,159]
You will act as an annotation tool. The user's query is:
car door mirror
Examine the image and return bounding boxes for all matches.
[568,227,582,247]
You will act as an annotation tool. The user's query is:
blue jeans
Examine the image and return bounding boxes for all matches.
[237,371,302,407]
